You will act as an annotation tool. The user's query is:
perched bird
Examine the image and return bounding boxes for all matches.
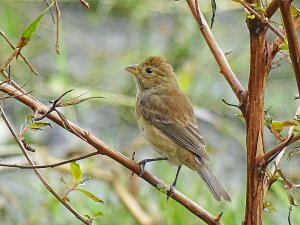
[125,56,231,201]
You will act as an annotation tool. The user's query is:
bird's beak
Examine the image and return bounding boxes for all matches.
[125,64,139,76]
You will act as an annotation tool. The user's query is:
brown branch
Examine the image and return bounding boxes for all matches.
[0,151,99,169]
[278,0,300,97]
[0,83,222,225]
[54,0,61,54]
[186,0,246,103]
[0,105,91,225]
[257,134,294,167]
[266,0,293,19]
[239,1,285,42]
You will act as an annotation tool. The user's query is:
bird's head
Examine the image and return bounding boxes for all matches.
[125,56,178,92]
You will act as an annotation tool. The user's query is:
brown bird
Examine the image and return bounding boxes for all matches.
[125,56,231,201]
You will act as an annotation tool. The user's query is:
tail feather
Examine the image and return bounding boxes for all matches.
[196,164,231,201]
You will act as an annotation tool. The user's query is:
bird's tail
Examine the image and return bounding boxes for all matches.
[196,164,231,201]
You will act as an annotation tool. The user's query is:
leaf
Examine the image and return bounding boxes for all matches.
[271,121,297,133]
[288,193,297,206]
[29,122,52,130]
[94,211,104,217]
[279,39,289,50]
[26,114,34,120]
[210,0,217,28]
[74,188,104,203]
[263,201,276,212]
[290,5,300,16]
[56,96,104,107]
[247,14,256,19]
[70,162,82,185]
[16,1,54,50]
[84,214,92,220]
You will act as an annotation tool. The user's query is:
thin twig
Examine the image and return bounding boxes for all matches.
[0,151,99,169]
[0,80,222,225]
[0,105,91,225]
[54,0,60,54]
[35,89,73,121]
[258,134,294,167]
[186,0,246,104]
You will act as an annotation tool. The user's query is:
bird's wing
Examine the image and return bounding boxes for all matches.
[139,91,210,161]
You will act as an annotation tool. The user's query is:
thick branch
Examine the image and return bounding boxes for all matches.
[186,0,246,103]
[0,83,222,225]
[278,0,300,96]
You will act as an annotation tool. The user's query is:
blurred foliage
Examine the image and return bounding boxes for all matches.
[1,0,300,225]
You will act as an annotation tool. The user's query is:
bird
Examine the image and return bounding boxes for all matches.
[125,56,231,201]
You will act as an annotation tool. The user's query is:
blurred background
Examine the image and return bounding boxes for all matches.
[0,0,300,224]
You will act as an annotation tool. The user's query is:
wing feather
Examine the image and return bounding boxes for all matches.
[139,91,210,161]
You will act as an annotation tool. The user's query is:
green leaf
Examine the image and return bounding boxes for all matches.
[279,39,289,50]
[26,114,34,120]
[94,211,104,217]
[210,0,217,28]
[83,214,92,220]
[29,122,52,130]
[271,121,297,133]
[247,14,256,19]
[263,201,276,212]
[70,162,82,185]
[17,1,54,49]
[288,193,297,206]
[290,5,300,16]
[75,188,104,203]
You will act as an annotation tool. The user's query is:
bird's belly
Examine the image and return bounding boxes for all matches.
[138,118,182,165]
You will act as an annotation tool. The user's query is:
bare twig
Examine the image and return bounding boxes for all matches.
[278,0,300,97]
[0,105,91,225]
[186,0,246,103]
[79,0,90,8]
[35,89,73,121]
[258,134,294,167]
[0,151,99,169]
[0,81,222,225]
[54,0,60,54]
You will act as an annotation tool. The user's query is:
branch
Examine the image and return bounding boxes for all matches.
[239,1,285,42]
[266,0,293,19]
[0,151,99,169]
[0,105,91,225]
[0,83,222,225]
[257,134,294,167]
[278,0,300,97]
[186,0,246,103]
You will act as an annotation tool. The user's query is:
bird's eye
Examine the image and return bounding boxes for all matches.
[145,68,153,74]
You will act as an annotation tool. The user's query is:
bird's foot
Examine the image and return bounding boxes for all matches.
[137,159,147,176]
[166,184,175,200]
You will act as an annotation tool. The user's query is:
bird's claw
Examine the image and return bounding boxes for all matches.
[166,184,175,200]
[137,159,147,176]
